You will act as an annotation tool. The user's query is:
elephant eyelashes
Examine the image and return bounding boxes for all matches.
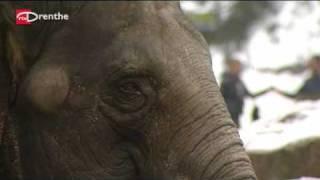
[101,76,157,114]
[99,76,157,130]
[113,78,147,112]
[118,80,143,96]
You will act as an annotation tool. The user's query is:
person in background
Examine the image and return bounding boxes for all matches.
[220,58,271,127]
[275,55,320,100]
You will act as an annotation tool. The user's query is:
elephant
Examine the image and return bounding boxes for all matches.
[0,1,257,180]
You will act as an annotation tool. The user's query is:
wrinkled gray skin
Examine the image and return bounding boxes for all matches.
[0,2,257,180]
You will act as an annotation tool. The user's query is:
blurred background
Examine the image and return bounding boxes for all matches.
[180,1,320,180]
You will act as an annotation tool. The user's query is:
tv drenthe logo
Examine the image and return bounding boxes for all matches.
[16,9,69,25]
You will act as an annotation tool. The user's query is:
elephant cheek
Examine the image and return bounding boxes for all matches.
[23,65,70,113]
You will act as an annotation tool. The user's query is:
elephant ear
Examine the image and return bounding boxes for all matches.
[0,2,26,109]
[0,2,25,178]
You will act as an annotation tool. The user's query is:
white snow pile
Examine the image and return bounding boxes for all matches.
[239,95,320,152]
[290,177,320,180]
[238,68,320,152]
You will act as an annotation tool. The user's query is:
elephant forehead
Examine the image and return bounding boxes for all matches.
[35,2,209,83]
[42,3,178,58]
[84,2,178,31]
[61,2,177,38]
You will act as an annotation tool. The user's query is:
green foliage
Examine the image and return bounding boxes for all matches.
[187,12,216,25]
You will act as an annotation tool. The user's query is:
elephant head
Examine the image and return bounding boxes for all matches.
[0,2,257,180]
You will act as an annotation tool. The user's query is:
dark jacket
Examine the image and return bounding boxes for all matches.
[298,74,320,95]
[220,73,249,124]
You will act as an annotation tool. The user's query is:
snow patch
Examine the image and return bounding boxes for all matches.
[240,96,320,152]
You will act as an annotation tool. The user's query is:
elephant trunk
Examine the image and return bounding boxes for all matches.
[153,87,257,180]
[178,108,255,179]
[192,123,256,180]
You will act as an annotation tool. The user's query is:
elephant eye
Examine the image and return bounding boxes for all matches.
[102,76,154,113]
[114,79,145,112]
[118,80,142,96]
[99,75,158,129]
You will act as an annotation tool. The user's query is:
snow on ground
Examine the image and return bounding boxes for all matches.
[237,65,320,152]
[209,44,320,153]
[240,68,310,124]
[182,0,320,154]
[237,59,320,152]
[210,46,320,153]
[293,177,320,180]
[239,95,320,152]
